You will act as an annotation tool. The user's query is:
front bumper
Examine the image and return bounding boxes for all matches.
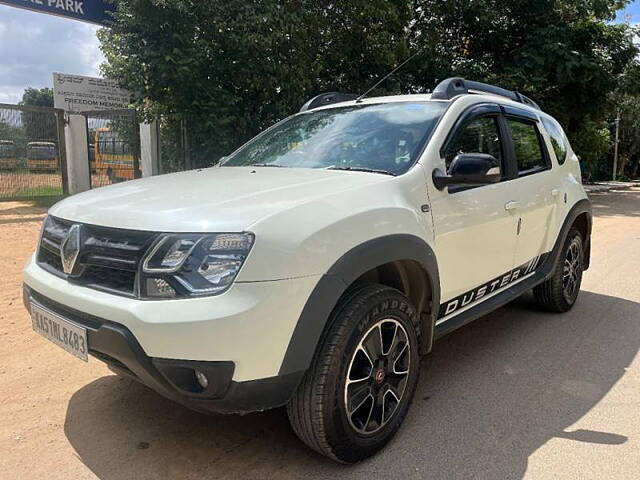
[25,286,302,414]
[23,256,319,413]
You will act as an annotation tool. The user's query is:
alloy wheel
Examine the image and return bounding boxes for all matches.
[344,319,411,435]
[563,238,582,302]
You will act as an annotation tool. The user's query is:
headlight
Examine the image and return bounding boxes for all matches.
[141,233,254,298]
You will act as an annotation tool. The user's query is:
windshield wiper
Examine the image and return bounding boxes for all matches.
[327,166,396,176]
[249,163,290,168]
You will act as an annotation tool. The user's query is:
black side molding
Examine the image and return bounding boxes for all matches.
[278,234,440,376]
[434,198,592,338]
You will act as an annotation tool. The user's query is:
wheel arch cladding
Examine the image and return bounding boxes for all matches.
[572,210,592,270]
[550,199,592,275]
[278,234,440,377]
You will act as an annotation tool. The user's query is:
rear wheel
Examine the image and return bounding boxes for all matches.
[287,284,421,463]
[533,228,584,312]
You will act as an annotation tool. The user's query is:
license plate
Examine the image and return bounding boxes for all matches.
[30,302,88,362]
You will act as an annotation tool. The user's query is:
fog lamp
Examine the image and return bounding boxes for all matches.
[195,370,209,389]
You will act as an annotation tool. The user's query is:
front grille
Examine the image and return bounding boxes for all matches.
[82,266,137,294]
[37,216,157,297]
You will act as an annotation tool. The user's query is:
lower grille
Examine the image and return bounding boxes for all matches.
[90,350,134,374]
[37,216,157,297]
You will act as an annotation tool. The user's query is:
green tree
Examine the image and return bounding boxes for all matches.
[98,0,640,176]
[612,94,640,179]
[0,119,25,143]
[406,1,639,164]
[19,87,54,108]
[18,87,58,142]
[98,0,411,166]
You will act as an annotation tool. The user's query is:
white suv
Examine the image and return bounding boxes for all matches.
[23,78,591,463]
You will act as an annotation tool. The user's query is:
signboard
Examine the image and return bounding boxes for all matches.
[53,72,132,113]
[0,0,115,26]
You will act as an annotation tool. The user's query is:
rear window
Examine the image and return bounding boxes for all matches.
[507,119,547,175]
[541,117,568,165]
[98,131,132,155]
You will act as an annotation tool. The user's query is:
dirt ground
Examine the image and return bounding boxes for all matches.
[1,189,639,479]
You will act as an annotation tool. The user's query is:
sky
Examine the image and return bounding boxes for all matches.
[617,0,640,23]
[0,4,104,104]
[0,1,638,105]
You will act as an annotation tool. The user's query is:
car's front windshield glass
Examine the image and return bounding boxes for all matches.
[221,101,447,175]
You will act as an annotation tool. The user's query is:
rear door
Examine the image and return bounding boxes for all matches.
[502,106,557,271]
[428,104,520,319]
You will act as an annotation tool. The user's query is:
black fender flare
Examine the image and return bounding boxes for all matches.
[278,234,440,376]
[544,198,592,278]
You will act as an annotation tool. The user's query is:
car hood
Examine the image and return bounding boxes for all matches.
[49,167,390,232]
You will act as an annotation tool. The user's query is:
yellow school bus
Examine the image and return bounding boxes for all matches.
[94,128,136,182]
[27,141,59,171]
[0,140,17,169]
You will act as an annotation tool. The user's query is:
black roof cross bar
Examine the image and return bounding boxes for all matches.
[431,77,540,110]
[299,92,359,112]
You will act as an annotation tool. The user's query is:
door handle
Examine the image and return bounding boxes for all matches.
[551,189,561,197]
[504,201,520,211]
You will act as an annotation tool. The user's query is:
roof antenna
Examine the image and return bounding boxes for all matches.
[356,50,421,102]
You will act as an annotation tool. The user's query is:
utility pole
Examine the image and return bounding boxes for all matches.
[613,108,620,181]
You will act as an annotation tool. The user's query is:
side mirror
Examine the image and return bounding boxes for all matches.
[432,153,501,190]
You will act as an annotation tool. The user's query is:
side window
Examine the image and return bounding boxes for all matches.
[541,117,567,164]
[444,116,503,173]
[507,118,547,175]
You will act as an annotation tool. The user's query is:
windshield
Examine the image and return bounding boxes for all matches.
[222,102,447,175]
[0,143,14,158]
[27,145,57,160]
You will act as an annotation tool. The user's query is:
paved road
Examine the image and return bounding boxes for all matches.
[1,188,639,479]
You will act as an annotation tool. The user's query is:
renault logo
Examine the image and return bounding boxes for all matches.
[60,224,82,275]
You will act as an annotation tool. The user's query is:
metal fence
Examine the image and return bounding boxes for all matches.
[0,103,67,201]
[84,109,141,188]
[158,115,189,174]
[159,114,230,174]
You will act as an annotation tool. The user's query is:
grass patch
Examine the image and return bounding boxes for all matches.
[13,185,64,197]
[1,185,65,206]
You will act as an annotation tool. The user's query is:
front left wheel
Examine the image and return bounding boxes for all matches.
[287,284,421,463]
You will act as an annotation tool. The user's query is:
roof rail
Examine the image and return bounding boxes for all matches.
[431,77,540,110]
[299,92,359,112]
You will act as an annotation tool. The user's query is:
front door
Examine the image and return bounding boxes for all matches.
[428,104,520,321]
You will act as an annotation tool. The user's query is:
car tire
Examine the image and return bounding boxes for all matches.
[287,284,421,463]
[533,227,584,312]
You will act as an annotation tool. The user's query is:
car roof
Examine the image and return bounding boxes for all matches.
[300,78,545,119]
[304,92,544,119]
